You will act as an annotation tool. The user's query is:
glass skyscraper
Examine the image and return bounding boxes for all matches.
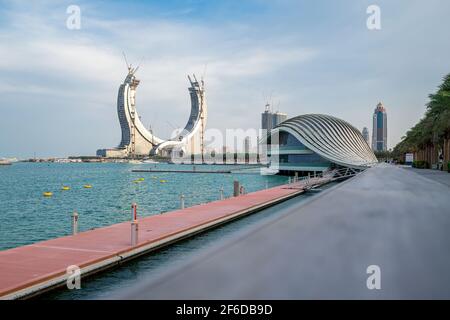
[371,102,387,151]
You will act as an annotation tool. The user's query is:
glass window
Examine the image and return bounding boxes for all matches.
[279,132,306,148]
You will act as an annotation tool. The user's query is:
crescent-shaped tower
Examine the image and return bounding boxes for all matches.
[97,67,207,158]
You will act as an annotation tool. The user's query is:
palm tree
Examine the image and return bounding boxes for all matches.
[393,73,450,163]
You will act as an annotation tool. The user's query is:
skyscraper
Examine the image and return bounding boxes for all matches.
[261,104,273,131]
[261,103,287,131]
[362,127,369,145]
[371,102,387,151]
[272,111,288,128]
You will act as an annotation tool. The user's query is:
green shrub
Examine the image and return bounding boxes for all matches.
[413,160,429,169]
[447,161,450,172]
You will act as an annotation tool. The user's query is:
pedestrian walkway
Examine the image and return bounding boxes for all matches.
[404,167,450,188]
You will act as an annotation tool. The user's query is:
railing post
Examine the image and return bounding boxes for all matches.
[131,203,137,221]
[131,220,138,247]
[220,187,224,200]
[180,193,185,209]
[233,180,240,197]
[131,203,138,246]
[72,211,78,235]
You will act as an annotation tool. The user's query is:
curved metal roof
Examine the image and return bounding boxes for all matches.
[270,114,378,168]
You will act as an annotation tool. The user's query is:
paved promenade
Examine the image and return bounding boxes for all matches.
[0,178,326,299]
[405,167,450,188]
[117,164,450,299]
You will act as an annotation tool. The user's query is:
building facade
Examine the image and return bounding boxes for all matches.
[371,102,387,151]
[264,114,377,175]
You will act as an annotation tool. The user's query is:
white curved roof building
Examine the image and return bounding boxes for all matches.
[266,114,377,173]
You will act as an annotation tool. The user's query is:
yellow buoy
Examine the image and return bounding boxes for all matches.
[160,180,167,183]
[138,178,145,181]
[83,185,92,189]
[43,192,53,197]
[62,186,70,191]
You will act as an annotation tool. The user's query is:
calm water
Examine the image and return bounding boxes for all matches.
[0,162,287,250]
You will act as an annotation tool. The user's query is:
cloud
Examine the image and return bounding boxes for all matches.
[0,0,317,157]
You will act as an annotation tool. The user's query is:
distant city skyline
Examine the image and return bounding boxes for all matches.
[1,0,450,158]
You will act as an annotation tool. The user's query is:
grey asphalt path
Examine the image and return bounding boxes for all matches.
[114,164,450,299]
[404,167,450,188]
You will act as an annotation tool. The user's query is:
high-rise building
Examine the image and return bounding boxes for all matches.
[261,103,287,131]
[261,104,273,131]
[371,102,387,151]
[362,127,369,145]
[272,111,288,128]
[97,67,207,158]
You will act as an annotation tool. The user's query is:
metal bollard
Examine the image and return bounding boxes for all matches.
[233,180,240,197]
[131,220,138,246]
[180,194,185,209]
[294,172,298,183]
[220,187,224,200]
[131,203,137,220]
[130,202,138,246]
[72,211,78,235]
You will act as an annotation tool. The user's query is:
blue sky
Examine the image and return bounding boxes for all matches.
[1,0,449,157]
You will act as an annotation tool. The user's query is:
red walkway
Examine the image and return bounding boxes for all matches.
[0,179,326,299]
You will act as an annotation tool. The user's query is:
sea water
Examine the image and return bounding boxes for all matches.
[0,162,287,250]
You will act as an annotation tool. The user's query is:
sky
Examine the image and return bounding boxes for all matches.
[0,0,449,158]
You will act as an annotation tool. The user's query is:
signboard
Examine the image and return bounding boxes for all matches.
[405,153,414,164]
